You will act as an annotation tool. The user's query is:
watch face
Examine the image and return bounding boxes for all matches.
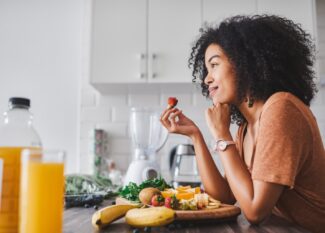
[218,141,227,150]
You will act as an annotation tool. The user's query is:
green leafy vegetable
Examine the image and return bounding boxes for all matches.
[118,177,171,202]
[65,174,118,197]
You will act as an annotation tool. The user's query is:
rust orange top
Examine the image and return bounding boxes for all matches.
[236,92,325,233]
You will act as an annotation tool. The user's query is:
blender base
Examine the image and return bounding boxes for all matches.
[123,160,160,186]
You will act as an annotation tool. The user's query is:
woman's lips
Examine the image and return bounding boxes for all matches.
[209,87,218,97]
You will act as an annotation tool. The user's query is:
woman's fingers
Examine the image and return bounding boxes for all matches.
[177,110,186,120]
[160,108,179,129]
[160,108,171,119]
[160,108,178,122]
[169,110,182,129]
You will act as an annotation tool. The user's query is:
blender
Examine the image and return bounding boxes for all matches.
[123,107,168,185]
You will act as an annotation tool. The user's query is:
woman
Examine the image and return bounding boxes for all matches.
[160,15,325,233]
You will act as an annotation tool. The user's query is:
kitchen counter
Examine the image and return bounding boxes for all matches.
[63,200,311,233]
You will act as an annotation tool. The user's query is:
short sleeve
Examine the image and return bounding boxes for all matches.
[251,99,312,188]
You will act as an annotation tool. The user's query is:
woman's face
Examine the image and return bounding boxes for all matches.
[204,43,238,105]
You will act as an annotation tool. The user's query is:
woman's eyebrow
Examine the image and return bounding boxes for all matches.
[208,54,220,62]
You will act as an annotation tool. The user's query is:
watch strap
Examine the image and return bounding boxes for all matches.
[214,139,236,152]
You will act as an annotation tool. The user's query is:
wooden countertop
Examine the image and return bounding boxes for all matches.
[63,200,311,233]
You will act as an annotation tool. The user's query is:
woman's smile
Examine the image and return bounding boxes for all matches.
[209,86,218,98]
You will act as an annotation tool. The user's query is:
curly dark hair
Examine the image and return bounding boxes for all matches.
[188,15,317,125]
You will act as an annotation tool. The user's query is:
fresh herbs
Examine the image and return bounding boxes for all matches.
[64,174,119,208]
[118,182,140,201]
[65,174,115,195]
[118,177,171,202]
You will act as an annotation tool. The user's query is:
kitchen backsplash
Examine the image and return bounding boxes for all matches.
[79,0,325,177]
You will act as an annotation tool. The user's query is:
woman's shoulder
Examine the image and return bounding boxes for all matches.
[264,92,306,109]
[260,92,315,132]
[262,92,311,116]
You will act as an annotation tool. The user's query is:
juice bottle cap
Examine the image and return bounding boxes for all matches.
[9,97,30,109]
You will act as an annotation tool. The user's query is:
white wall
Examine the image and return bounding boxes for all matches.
[317,0,325,81]
[311,0,325,149]
[0,0,83,173]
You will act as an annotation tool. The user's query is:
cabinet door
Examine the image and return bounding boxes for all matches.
[148,0,201,83]
[203,0,256,25]
[257,0,315,36]
[91,0,147,84]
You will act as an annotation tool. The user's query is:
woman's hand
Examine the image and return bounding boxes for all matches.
[205,103,231,139]
[160,108,200,138]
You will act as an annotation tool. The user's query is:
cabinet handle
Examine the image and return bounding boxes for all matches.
[151,53,157,78]
[137,53,146,79]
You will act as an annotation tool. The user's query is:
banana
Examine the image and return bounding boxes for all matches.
[125,206,175,227]
[92,204,138,230]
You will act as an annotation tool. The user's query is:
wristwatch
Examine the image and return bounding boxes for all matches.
[214,139,236,152]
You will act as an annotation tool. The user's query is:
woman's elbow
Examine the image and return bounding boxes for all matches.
[244,211,268,225]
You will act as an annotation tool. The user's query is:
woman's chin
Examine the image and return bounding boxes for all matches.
[212,100,221,106]
[212,97,223,105]
[213,99,231,106]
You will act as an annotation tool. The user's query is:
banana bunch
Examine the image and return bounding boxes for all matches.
[92,204,138,230]
[125,206,175,227]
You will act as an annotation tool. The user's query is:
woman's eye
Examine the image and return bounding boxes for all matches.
[211,63,219,68]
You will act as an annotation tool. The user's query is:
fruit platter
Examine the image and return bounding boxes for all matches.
[91,178,241,230]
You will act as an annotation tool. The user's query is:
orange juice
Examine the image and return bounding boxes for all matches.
[0,147,24,233]
[19,161,64,233]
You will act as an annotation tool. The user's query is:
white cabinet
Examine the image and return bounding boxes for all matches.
[257,0,315,36]
[90,0,201,86]
[203,0,256,24]
[148,0,201,83]
[91,0,147,84]
[89,0,316,91]
[202,0,315,37]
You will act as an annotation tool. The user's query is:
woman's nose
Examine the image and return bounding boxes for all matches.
[204,73,213,85]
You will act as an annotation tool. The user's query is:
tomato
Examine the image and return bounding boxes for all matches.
[151,194,164,206]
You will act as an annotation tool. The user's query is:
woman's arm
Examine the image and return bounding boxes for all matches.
[160,108,235,203]
[205,104,284,224]
[216,131,284,223]
[190,131,236,204]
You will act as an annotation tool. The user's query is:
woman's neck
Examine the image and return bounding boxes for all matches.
[238,100,265,126]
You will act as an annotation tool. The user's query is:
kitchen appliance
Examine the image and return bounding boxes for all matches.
[169,144,201,187]
[123,107,168,185]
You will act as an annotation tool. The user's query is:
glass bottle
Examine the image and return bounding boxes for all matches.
[108,161,122,187]
[0,97,42,232]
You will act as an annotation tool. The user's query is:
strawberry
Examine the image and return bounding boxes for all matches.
[164,197,172,208]
[167,97,178,109]
[164,195,178,209]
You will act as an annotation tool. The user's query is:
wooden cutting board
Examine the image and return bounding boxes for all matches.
[116,197,241,221]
